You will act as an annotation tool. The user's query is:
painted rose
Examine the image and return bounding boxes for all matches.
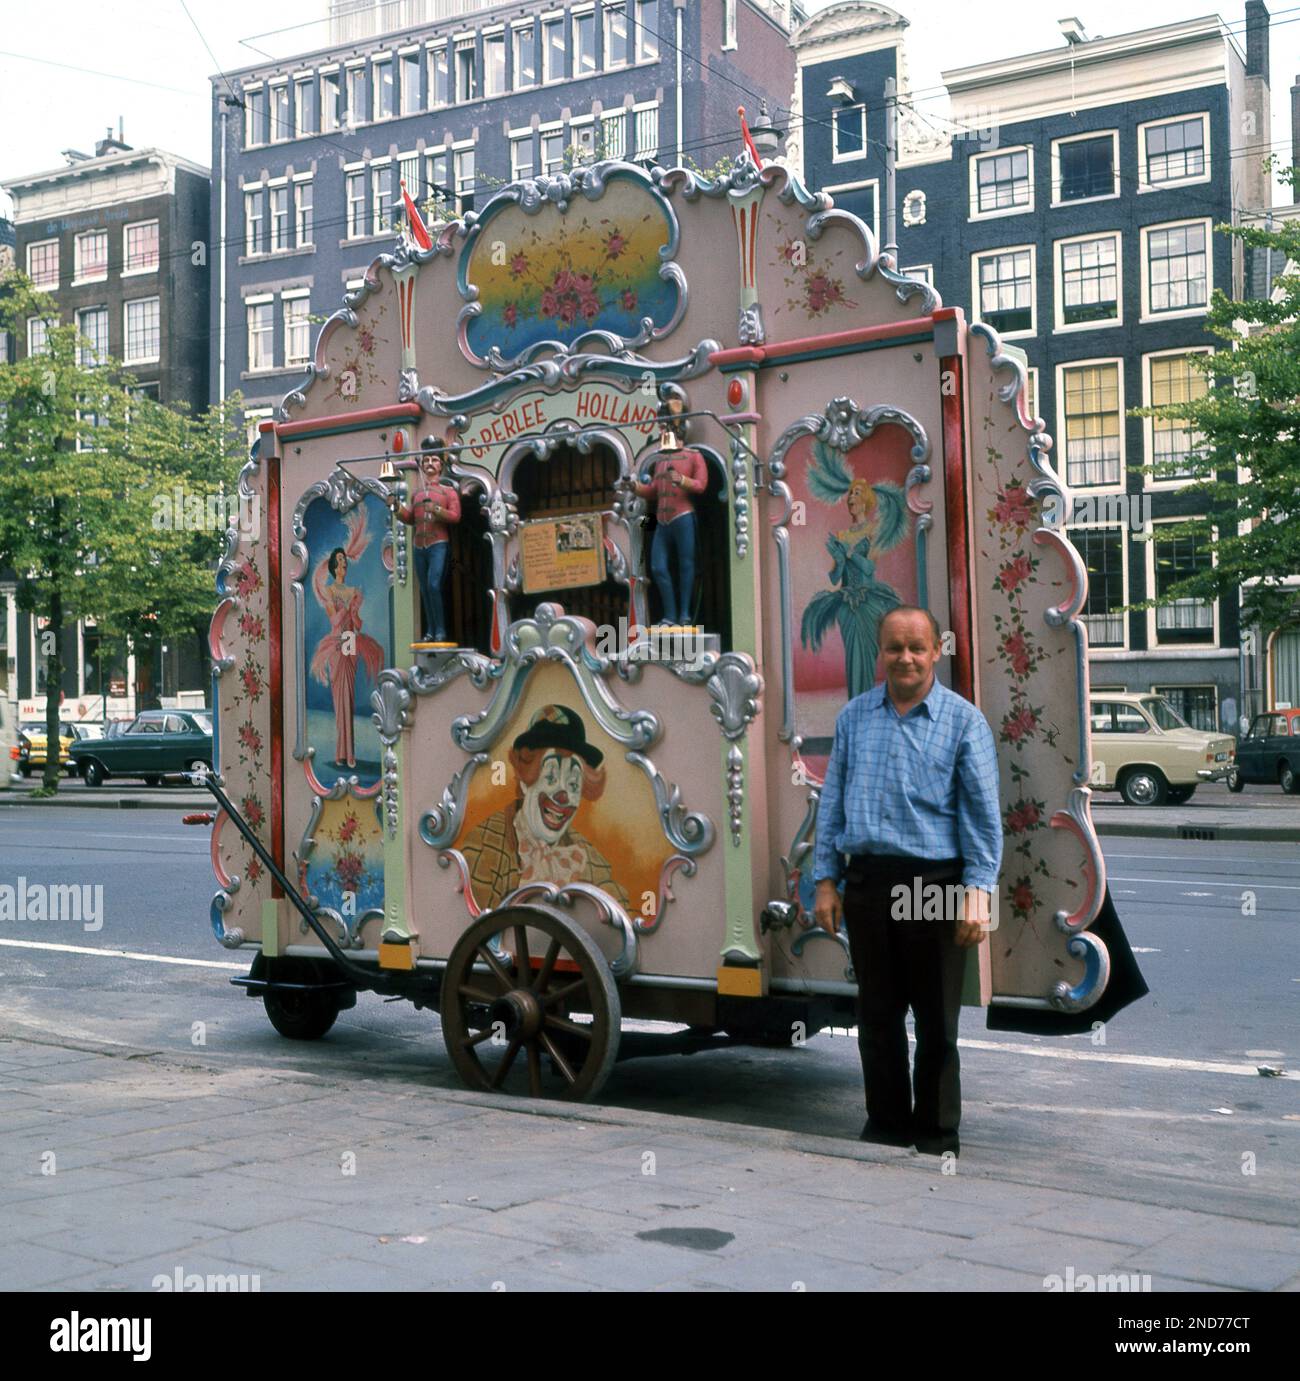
[806,274,851,316]
[1011,880,1037,915]
[238,722,262,756]
[503,302,518,328]
[604,230,626,259]
[997,555,1034,594]
[338,813,359,843]
[1006,800,1042,834]
[357,327,376,355]
[621,288,637,312]
[336,851,364,892]
[993,485,1034,530]
[1002,629,1033,676]
[240,665,263,702]
[1001,706,1039,743]
[509,252,528,277]
[242,795,265,830]
[234,562,262,599]
[238,612,265,640]
[246,857,263,885]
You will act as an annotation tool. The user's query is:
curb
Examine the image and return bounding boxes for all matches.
[1093,819,1300,842]
[0,793,211,812]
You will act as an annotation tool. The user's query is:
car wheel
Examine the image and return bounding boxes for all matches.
[1166,785,1196,805]
[1280,762,1300,796]
[1118,767,1168,807]
[263,987,344,1041]
[1227,768,1245,793]
[143,775,162,787]
[82,760,105,788]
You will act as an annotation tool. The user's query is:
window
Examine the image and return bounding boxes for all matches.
[510,133,535,180]
[454,147,476,215]
[901,264,933,287]
[1154,685,1218,733]
[1071,527,1126,647]
[346,170,366,238]
[428,45,450,107]
[244,188,264,255]
[399,152,420,208]
[346,65,365,125]
[294,179,314,247]
[123,220,159,274]
[1141,114,1209,189]
[27,239,59,288]
[400,51,421,115]
[321,70,341,132]
[635,0,659,60]
[1053,132,1118,203]
[246,300,274,372]
[605,4,630,67]
[372,164,396,235]
[573,9,596,74]
[540,126,565,175]
[1151,525,1215,645]
[513,23,538,87]
[832,104,866,161]
[426,150,452,219]
[245,87,267,146]
[283,293,310,366]
[294,77,316,136]
[124,298,160,364]
[75,398,108,452]
[823,178,879,238]
[971,146,1032,217]
[270,83,289,142]
[27,317,50,357]
[634,102,659,160]
[455,38,477,102]
[484,30,506,96]
[1147,353,1208,481]
[75,230,108,282]
[543,15,565,82]
[1060,361,1122,488]
[1143,220,1210,317]
[76,306,108,366]
[269,185,290,253]
[723,0,737,50]
[972,246,1035,336]
[570,117,597,164]
[601,110,627,160]
[1023,366,1038,422]
[1056,232,1120,328]
[373,57,394,120]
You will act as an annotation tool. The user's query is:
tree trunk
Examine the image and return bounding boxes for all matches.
[42,585,64,792]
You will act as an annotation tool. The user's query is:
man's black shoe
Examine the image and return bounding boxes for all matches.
[913,1133,960,1157]
[859,1121,913,1147]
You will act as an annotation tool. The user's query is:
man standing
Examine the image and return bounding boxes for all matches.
[390,446,461,643]
[813,606,1002,1156]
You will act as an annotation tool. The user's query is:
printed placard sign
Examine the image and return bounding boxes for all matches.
[520,514,606,594]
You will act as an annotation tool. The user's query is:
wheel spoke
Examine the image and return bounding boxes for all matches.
[489,1035,522,1087]
[476,943,515,993]
[512,924,531,981]
[544,1013,594,1041]
[540,1031,578,1085]
[532,938,562,994]
[526,1042,542,1097]
[541,976,588,1009]
[462,1026,500,1049]
[458,984,497,1005]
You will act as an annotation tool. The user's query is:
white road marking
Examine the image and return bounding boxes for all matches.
[0,938,245,970]
[1109,875,1300,892]
[1131,947,1161,953]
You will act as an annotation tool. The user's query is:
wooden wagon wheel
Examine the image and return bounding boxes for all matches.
[440,903,621,1102]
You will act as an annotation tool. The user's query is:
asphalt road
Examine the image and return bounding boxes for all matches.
[1,805,1296,1227]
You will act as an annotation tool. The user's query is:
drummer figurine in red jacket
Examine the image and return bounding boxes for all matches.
[389,444,461,643]
[634,399,707,627]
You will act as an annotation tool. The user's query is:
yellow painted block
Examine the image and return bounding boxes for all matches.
[716,965,763,998]
[379,940,417,971]
[261,899,279,957]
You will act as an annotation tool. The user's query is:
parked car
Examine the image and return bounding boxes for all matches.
[70,709,213,787]
[1227,708,1300,794]
[1089,693,1235,806]
[15,720,76,777]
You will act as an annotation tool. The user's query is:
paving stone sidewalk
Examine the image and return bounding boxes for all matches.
[1,1036,1295,1293]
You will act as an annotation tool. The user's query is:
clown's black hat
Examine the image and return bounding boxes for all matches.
[511,703,603,767]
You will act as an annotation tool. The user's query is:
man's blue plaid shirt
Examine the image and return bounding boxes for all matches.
[812,678,1004,892]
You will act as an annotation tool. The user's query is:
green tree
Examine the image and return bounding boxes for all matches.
[1133,217,1300,634]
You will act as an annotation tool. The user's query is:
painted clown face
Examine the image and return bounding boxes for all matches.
[521,749,585,845]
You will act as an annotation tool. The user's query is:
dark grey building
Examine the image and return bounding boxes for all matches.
[211,0,802,428]
[791,3,1279,733]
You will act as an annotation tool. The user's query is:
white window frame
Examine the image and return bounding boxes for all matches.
[570,113,597,164]
[399,48,421,116]
[26,238,59,289]
[510,130,536,181]
[398,151,421,209]
[539,121,566,175]
[372,54,395,121]
[344,166,366,239]
[605,3,630,69]
[268,181,291,254]
[269,81,289,143]
[425,147,452,219]
[900,263,933,287]
[1145,517,1219,650]
[1050,128,1120,207]
[1138,112,1211,193]
[293,175,314,248]
[1053,230,1123,333]
[823,177,879,241]
[1023,365,1039,424]
[454,35,477,103]
[482,27,506,97]
[282,289,311,368]
[294,74,316,137]
[27,316,50,357]
[75,305,109,367]
[1143,347,1212,491]
[371,159,395,237]
[1054,356,1126,493]
[123,297,160,366]
[831,104,867,163]
[244,186,265,256]
[1068,521,1130,651]
[601,108,628,160]
[968,144,1034,221]
[970,243,1037,341]
[723,0,738,50]
[512,21,538,89]
[244,84,267,147]
[320,68,341,133]
[632,100,659,161]
[635,0,659,62]
[426,43,450,109]
[542,11,565,84]
[345,62,366,128]
[1139,217,1213,323]
[572,5,597,76]
[245,295,275,373]
[122,220,160,277]
[73,229,108,285]
[453,143,476,214]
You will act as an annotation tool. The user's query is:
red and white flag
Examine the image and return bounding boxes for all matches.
[400,179,433,250]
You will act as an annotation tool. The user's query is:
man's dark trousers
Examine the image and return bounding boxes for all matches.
[842,854,967,1144]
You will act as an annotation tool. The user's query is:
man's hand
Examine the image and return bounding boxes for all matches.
[955,888,992,948]
[813,879,843,936]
